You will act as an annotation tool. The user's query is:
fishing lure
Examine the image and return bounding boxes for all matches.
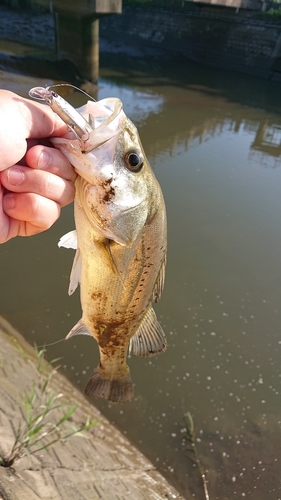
[29,85,93,144]
[29,84,123,153]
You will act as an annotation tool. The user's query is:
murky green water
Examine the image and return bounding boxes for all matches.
[1,58,281,499]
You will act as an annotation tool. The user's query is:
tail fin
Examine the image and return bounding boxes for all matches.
[84,367,134,403]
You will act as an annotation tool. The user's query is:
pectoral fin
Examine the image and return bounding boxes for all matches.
[153,251,167,303]
[129,307,167,357]
[102,240,126,290]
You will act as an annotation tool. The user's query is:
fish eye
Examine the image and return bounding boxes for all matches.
[124,150,144,173]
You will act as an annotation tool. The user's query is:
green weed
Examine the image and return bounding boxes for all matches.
[182,411,210,500]
[0,346,98,467]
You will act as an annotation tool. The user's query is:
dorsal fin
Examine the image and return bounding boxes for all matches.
[129,307,167,357]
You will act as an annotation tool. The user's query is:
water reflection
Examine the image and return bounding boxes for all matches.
[250,120,281,169]
[141,95,281,170]
[1,62,281,499]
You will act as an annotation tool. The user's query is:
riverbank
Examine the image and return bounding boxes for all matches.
[0,5,81,82]
[1,4,281,83]
[99,4,281,83]
[0,315,183,500]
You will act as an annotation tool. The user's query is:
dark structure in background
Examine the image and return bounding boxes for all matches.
[1,0,281,83]
[37,0,122,82]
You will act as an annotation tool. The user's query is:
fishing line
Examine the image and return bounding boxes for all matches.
[36,334,93,348]
[36,338,66,348]
[47,83,97,103]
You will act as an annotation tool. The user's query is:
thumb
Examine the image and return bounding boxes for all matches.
[0,90,68,171]
[21,94,68,139]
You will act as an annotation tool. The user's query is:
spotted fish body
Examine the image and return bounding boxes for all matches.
[52,97,167,403]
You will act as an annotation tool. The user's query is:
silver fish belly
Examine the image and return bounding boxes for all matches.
[30,89,167,403]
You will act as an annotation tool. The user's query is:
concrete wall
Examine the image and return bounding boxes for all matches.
[100,4,281,82]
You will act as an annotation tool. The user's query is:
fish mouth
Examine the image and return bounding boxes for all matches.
[81,98,125,153]
[81,134,119,154]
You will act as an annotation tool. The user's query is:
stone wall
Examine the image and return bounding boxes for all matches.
[100,4,281,81]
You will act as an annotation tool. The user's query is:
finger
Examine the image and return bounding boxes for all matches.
[1,166,75,208]
[3,192,61,234]
[0,182,12,243]
[0,216,20,243]
[25,145,77,182]
[0,91,68,170]
[9,91,68,138]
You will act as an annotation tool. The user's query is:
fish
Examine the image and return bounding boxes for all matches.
[29,86,167,403]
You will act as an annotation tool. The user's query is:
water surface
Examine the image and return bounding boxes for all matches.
[1,59,281,499]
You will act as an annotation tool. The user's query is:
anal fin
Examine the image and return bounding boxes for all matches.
[129,307,167,357]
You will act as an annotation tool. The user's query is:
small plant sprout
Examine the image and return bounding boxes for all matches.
[183,411,210,500]
[0,345,98,467]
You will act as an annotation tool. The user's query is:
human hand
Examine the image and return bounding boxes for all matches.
[0,90,76,243]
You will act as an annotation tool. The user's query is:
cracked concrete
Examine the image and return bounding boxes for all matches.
[0,316,183,500]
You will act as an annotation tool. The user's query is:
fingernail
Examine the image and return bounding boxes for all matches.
[38,150,51,169]
[4,194,16,209]
[7,167,25,186]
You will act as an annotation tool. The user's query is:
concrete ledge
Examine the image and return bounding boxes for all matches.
[0,315,183,500]
[35,0,122,15]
